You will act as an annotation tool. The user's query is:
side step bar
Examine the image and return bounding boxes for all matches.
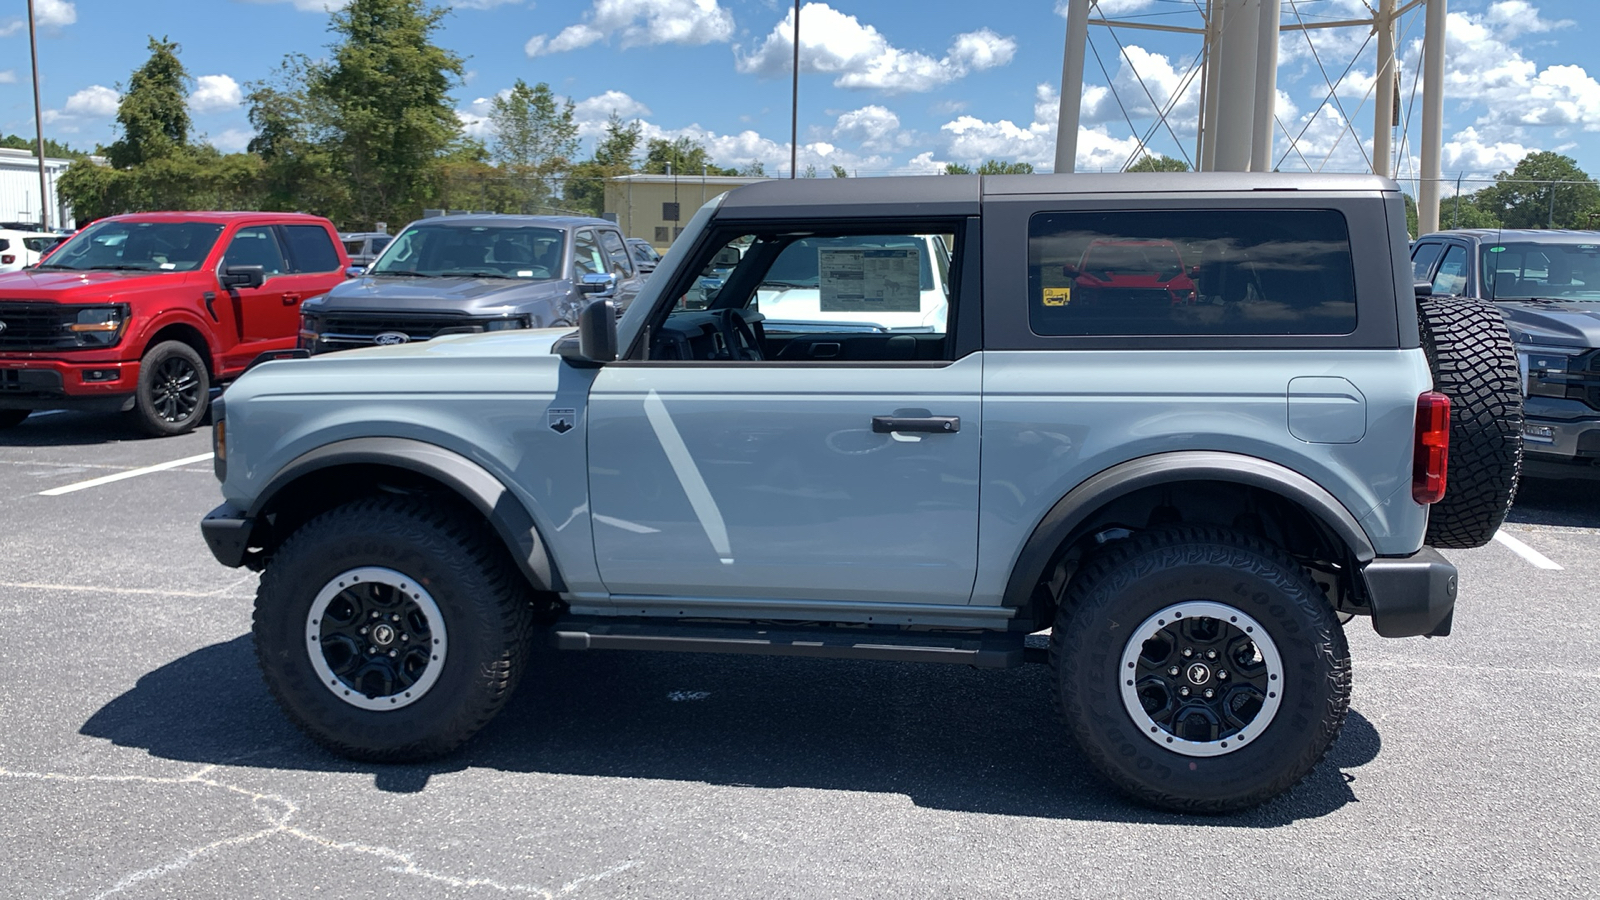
[551,620,1033,668]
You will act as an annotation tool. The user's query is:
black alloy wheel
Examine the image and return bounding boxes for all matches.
[133,340,210,436]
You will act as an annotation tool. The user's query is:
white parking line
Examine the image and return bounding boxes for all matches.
[39,452,214,496]
[1493,530,1564,570]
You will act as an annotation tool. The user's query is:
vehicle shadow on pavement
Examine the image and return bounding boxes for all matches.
[0,411,178,447]
[1508,468,1600,528]
[81,634,1381,827]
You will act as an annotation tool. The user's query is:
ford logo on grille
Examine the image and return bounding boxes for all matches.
[0,320,7,335]
[373,331,409,345]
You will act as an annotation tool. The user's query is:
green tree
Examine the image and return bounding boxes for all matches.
[488,80,579,211]
[310,0,465,228]
[643,137,737,176]
[1446,189,1504,230]
[738,160,766,177]
[943,162,972,174]
[246,58,346,216]
[944,159,1033,175]
[0,134,89,160]
[1475,151,1600,229]
[106,37,191,169]
[566,112,643,216]
[1127,154,1190,172]
[830,164,849,178]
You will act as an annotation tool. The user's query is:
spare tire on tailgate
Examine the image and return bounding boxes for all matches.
[1416,295,1523,549]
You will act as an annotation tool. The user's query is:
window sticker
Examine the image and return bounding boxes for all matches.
[818,247,921,312]
[1042,287,1071,307]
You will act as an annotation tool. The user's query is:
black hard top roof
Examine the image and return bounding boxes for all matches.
[1425,228,1600,243]
[715,172,1400,220]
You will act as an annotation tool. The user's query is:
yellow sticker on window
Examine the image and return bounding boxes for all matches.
[1041,287,1071,307]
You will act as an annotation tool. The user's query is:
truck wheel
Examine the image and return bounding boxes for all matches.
[0,410,30,428]
[253,496,535,762]
[1052,526,1351,813]
[1417,296,1523,549]
[132,340,210,436]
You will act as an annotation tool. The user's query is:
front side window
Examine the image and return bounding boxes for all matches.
[368,225,564,279]
[573,230,606,278]
[643,227,957,363]
[1028,209,1358,336]
[223,226,288,277]
[1432,245,1469,297]
[1480,240,1600,300]
[598,230,633,278]
[1411,242,1444,281]
[41,220,224,273]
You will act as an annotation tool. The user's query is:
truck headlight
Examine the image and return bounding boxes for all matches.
[1517,346,1576,398]
[67,306,125,347]
[298,312,320,350]
[483,316,532,332]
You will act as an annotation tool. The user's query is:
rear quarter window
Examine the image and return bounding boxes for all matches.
[1028,209,1358,336]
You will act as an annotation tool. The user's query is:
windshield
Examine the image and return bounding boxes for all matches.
[368,224,564,280]
[1482,240,1600,300]
[763,234,936,291]
[40,220,223,272]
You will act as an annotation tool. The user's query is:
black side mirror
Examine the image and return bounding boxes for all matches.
[557,298,617,367]
[1415,281,1434,297]
[578,272,617,294]
[221,265,265,290]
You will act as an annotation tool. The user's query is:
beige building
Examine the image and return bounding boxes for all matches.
[605,174,769,251]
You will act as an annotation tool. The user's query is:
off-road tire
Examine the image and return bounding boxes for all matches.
[132,340,210,437]
[254,496,536,762]
[1052,526,1351,813]
[1417,296,1523,548]
[0,409,30,428]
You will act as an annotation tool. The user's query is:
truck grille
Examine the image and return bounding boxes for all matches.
[317,313,482,348]
[1571,351,1600,412]
[0,302,77,351]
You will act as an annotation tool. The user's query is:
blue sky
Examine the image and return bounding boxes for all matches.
[3,0,1598,197]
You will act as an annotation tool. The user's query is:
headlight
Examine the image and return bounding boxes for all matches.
[67,306,126,346]
[298,312,320,349]
[1517,346,1576,398]
[483,316,532,331]
[211,396,226,482]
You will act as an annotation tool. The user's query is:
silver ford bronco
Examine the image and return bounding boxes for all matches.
[202,174,1521,812]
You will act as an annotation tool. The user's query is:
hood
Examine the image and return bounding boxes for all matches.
[1497,300,1600,349]
[313,326,574,360]
[314,274,571,315]
[0,267,193,297]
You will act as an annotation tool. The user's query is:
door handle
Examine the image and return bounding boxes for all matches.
[872,415,960,434]
[282,292,302,305]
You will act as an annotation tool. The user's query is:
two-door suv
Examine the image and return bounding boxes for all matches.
[203,174,1520,811]
[0,211,349,435]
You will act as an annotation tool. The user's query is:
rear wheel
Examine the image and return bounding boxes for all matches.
[253,496,535,761]
[1417,296,1522,548]
[0,410,30,428]
[132,340,209,436]
[1053,526,1350,813]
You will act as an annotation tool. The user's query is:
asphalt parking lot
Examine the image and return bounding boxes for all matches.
[3,411,1598,899]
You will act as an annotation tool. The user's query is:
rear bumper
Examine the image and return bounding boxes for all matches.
[1361,547,1458,638]
[201,501,257,569]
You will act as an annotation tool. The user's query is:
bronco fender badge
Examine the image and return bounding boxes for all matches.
[548,408,575,434]
[373,331,409,345]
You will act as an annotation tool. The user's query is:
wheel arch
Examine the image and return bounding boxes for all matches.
[1001,451,1376,626]
[141,319,215,378]
[247,437,563,593]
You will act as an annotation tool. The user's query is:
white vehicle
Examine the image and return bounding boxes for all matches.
[753,233,951,332]
[0,229,66,273]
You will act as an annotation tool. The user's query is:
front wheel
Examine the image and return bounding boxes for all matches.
[132,340,210,436]
[1052,526,1351,813]
[253,497,536,761]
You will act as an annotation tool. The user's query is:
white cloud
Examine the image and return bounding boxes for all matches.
[189,75,242,114]
[208,128,254,154]
[526,0,734,57]
[241,0,349,12]
[1484,0,1572,40]
[63,84,118,117]
[832,105,913,153]
[36,0,75,27]
[574,90,652,137]
[1435,8,1600,134]
[1443,126,1533,173]
[1055,0,1156,15]
[736,4,1015,94]
[0,71,15,84]
[940,83,1142,172]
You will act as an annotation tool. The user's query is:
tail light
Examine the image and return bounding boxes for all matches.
[1,255,13,264]
[1413,391,1450,504]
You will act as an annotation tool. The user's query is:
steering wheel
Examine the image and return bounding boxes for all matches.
[713,309,763,361]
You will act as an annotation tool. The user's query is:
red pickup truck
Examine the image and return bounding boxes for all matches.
[0,212,350,435]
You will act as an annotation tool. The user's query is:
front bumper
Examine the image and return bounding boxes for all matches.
[0,357,139,412]
[1361,547,1458,638]
[1521,397,1600,461]
[201,501,257,569]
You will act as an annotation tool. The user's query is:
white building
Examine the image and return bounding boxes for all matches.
[0,147,77,228]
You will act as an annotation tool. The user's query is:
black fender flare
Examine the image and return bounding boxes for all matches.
[1001,451,1376,609]
[250,437,562,592]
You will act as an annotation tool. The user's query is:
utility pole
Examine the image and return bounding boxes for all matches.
[790,0,799,179]
[27,0,50,230]
[1418,0,1447,235]
[1053,0,1091,174]
[1373,0,1397,179]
